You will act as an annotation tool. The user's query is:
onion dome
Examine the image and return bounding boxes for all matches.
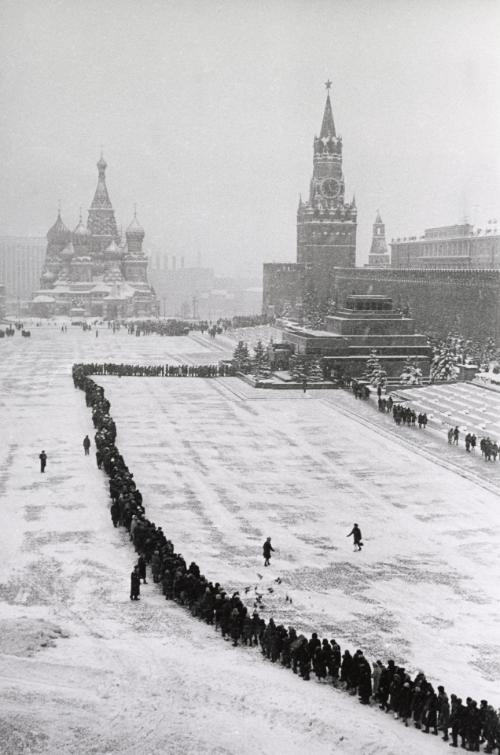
[60,242,75,260]
[47,210,71,243]
[73,212,90,240]
[126,210,145,242]
[97,154,107,173]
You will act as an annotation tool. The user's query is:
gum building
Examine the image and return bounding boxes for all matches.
[32,156,158,318]
[391,224,500,269]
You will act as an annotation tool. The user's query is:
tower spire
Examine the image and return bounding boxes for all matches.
[87,154,119,251]
[320,81,336,139]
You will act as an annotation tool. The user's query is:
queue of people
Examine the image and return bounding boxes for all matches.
[72,361,500,752]
[74,362,236,378]
[388,400,497,463]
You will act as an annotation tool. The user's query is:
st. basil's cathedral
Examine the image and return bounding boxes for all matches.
[32,155,158,318]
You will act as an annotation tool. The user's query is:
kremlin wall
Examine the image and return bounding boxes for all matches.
[262,86,500,344]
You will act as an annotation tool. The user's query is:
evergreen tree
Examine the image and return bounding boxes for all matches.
[302,275,325,330]
[288,355,325,383]
[252,340,271,378]
[399,356,423,385]
[326,297,337,316]
[308,357,324,383]
[364,350,387,388]
[233,340,252,373]
[289,354,310,382]
[480,336,498,370]
[430,347,459,382]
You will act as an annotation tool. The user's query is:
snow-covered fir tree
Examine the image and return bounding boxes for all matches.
[289,354,308,382]
[252,340,271,378]
[399,357,423,385]
[302,276,326,330]
[430,347,459,382]
[232,341,252,373]
[289,355,324,383]
[364,350,387,388]
[307,357,324,383]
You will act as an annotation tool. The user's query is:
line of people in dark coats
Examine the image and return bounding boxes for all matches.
[72,362,500,753]
[124,319,210,337]
[73,362,236,378]
[390,401,497,463]
[391,403,428,428]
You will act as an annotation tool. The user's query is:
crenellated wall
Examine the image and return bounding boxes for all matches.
[332,267,500,341]
[262,262,304,316]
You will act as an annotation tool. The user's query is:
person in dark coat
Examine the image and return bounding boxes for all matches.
[450,696,466,747]
[151,550,162,583]
[130,566,140,600]
[263,537,274,566]
[422,687,438,734]
[437,686,450,741]
[347,523,363,551]
[378,660,395,710]
[83,435,91,455]
[137,554,147,584]
[110,500,120,527]
[340,650,353,688]
[39,450,47,473]
[329,639,341,683]
[356,652,372,704]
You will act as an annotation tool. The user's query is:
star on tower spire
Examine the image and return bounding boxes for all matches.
[320,82,336,139]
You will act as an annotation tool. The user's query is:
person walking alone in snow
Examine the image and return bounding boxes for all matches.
[39,450,47,473]
[83,435,91,455]
[347,523,363,551]
[263,537,274,566]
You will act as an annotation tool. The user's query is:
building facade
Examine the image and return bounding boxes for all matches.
[31,156,158,318]
[0,236,46,309]
[390,224,500,269]
[262,262,305,318]
[331,267,500,342]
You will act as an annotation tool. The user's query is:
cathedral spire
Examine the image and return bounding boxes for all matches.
[320,82,336,139]
[87,154,119,251]
[91,154,112,210]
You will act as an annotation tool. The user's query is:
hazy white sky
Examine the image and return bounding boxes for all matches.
[1,0,499,275]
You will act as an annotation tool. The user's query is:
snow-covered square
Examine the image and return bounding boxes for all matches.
[1,324,499,755]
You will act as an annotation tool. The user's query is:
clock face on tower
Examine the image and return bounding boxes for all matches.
[320,178,341,198]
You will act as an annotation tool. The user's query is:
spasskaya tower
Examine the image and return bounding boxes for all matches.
[297,81,357,300]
